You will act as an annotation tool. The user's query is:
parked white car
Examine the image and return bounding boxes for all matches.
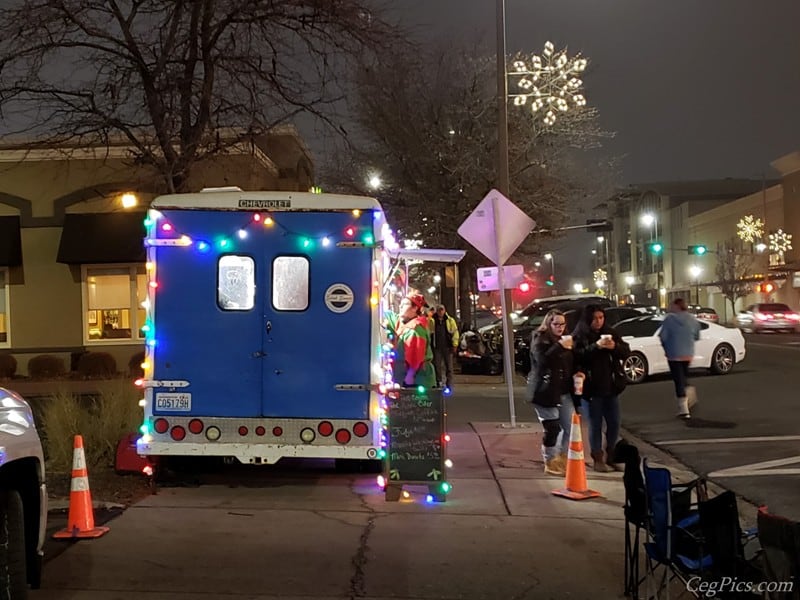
[0,387,47,596]
[613,316,746,384]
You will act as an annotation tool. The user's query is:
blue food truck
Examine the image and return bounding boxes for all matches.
[136,188,462,469]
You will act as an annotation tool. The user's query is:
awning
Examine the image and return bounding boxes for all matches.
[57,212,147,264]
[387,248,466,263]
[0,216,22,267]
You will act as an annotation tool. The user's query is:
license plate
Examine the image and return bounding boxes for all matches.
[155,393,192,412]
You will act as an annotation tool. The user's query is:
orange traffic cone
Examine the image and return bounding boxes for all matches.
[551,412,602,501]
[53,435,110,539]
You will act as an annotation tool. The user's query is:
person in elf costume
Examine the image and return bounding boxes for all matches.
[385,294,436,388]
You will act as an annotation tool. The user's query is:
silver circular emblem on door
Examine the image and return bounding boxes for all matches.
[324,283,355,314]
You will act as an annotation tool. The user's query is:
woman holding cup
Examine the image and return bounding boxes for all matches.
[526,309,579,476]
[572,304,631,472]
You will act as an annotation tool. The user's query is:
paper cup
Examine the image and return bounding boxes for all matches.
[573,373,585,395]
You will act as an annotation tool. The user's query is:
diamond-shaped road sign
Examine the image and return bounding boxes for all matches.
[457,189,536,266]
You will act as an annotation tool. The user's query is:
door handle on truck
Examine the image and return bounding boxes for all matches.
[252,351,266,358]
[265,320,272,334]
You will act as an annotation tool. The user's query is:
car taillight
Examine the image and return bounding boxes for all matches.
[188,419,204,434]
[755,313,772,321]
[789,313,800,321]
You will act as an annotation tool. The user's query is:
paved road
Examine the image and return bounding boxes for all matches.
[621,332,800,521]
[447,332,800,522]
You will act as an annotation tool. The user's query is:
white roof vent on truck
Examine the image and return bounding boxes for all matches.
[200,186,244,193]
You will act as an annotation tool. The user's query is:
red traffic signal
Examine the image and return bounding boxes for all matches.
[518,281,532,293]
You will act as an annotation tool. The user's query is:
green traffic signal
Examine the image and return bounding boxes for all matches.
[647,242,663,255]
[688,244,707,255]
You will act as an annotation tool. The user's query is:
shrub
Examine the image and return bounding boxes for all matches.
[28,354,67,379]
[128,351,145,379]
[0,353,16,378]
[77,352,117,379]
[39,378,142,471]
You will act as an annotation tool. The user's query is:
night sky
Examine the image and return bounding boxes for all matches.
[395,0,800,284]
[398,0,800,184]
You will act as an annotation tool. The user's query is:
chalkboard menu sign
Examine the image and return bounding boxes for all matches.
[384,387,447,502]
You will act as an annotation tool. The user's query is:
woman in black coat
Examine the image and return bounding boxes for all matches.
[572,304,630,472]
[526,309,576,476]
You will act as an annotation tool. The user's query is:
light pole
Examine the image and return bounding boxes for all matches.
[689,265,702,306]
[641,212,661,306]
[495,0,516,426]
[544,252,555,282]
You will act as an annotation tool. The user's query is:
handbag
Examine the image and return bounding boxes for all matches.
[610,355,627,395]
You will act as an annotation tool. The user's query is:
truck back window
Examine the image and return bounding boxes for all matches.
[218,255,255,310]
[272,256,309,311]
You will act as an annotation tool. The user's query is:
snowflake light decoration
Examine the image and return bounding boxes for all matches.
[736,215,764,243]
[593,268,607,283]
[768,229,793,254]
[509,41,588,126]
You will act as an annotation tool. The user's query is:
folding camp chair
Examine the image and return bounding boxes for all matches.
[642,458,709,599]
[757,506,800,600]
[696,490,761,587]
[618,440,647,598]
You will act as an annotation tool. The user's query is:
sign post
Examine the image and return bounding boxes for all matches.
[458,189,535,427]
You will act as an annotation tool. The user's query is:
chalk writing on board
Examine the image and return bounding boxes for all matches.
[385,388,445,482]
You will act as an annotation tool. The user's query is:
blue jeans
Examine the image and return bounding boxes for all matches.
[532,394,574,461]
[581,395,620,456]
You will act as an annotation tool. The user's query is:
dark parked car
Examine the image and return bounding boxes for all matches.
[512,305,647,374]
[459,295,614,375]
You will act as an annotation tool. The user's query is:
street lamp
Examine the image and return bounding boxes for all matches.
[641,212,662,306]
[368,174,382,190]
[689,265,703,305]
[573,283,583,294]
[543,253,554,277]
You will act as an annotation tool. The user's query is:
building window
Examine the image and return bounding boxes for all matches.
[83,265,146,342]
[0,268,8,346]
[218,255,256,311]
[272,256,309,311]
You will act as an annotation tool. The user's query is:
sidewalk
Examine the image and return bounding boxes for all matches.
[35,416,720,600]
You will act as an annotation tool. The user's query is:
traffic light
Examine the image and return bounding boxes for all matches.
[764,282,774,294]
[518,281,532,293]
[646,241,663,255]
[546,275,555,287]
[688,244,707,255]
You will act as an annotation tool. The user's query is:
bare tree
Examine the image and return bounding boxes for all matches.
[0,0,401,192]
[714,237,755,321]
[320,42,619,321]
